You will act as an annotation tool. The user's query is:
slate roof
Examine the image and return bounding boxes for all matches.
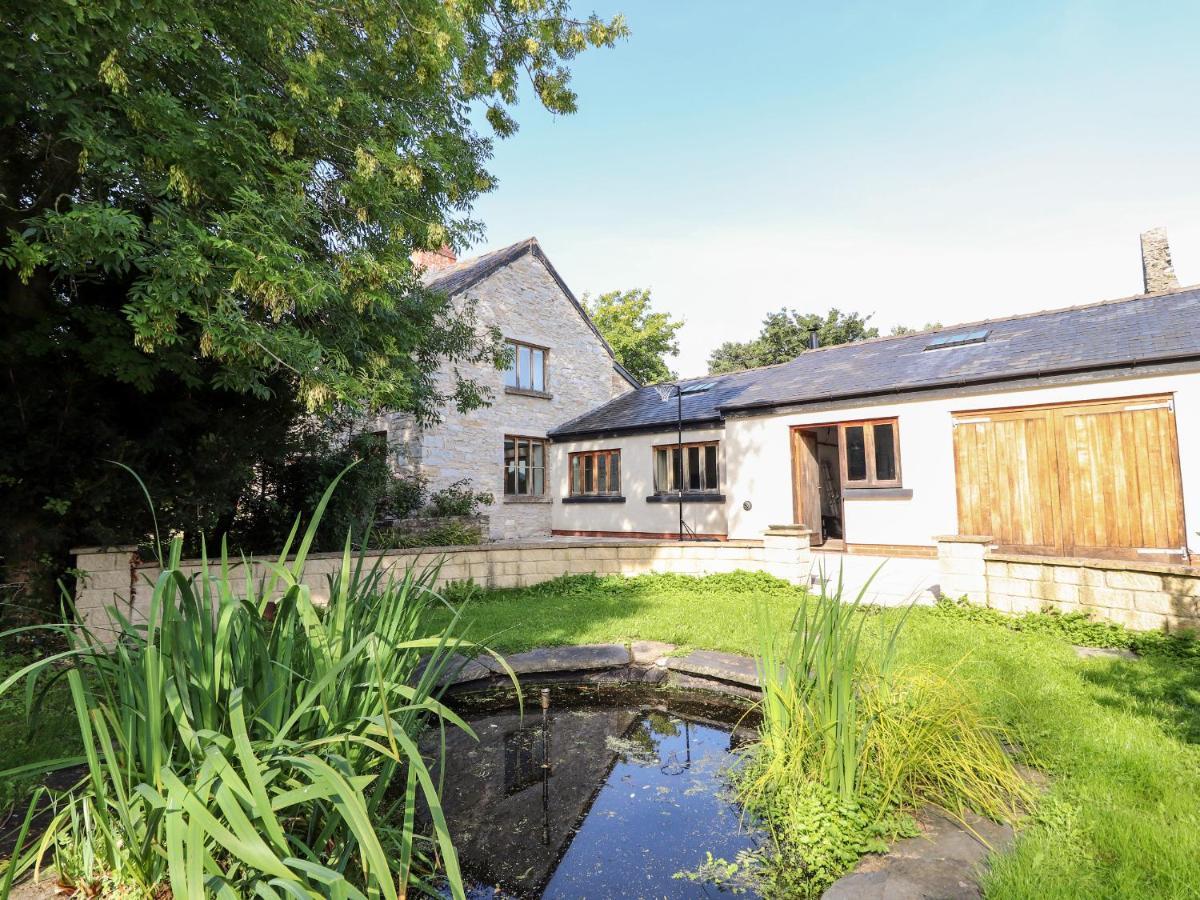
[549,286,1200,439]
[422,237,640,389]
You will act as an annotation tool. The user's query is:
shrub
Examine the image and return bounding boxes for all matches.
[0,475,507,898]
[426,479,494,518]
[366,521,484,550]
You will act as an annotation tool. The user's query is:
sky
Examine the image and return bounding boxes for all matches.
[465,0,1200,378]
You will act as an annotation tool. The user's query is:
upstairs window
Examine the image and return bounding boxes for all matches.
[653,441,720,494]
[504,435,546,496]
[503,340,547,393]
[569,450,621,496]
[840,419,901,487]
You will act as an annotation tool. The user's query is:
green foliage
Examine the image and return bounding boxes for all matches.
[426,480,495,518]
[931,596,1200,661]
[707,308,879,374]
[888,321,943,336]
[737,572,1029,895]
[0,477,510,897]
[0,0,627,602]
[584,288,684,384]
[367,521,483,551]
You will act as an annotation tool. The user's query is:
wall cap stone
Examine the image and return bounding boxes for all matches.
[765,524,812,537]
[934,535,994,544]
[70,545,139,555]
[986,552,1200,578]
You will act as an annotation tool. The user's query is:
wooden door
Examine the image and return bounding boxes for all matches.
[953,409,1063,554]
[1054,398,1185,558]
[791,429,823,539]
[952,395,1186,560]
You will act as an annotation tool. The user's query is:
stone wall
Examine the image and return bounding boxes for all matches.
[368,251,626,541]
[936,535,1200,631]
[71,527,812,640]
[374,514,488,543]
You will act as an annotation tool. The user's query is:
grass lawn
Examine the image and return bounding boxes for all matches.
[439,571,1200,900]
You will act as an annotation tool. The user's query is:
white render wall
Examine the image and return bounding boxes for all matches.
[371,252,630,540]
[725,370,1200,552]
[550,426,727,536]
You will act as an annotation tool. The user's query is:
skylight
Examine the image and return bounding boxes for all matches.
[680,381,715,395]
[924,328,991,351]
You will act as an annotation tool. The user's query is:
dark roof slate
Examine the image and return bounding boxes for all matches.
[549,286,1200,438]
[423,237,641,389]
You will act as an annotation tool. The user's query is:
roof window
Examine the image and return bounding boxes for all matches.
[680,381,715,395]
[924,328,991,351]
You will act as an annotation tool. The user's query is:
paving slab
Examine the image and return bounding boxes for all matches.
[823,808,1013,900]
[667,649,759,687]
[1074,645,1139,661]
[503,643,631,675]
[630,640,676,666]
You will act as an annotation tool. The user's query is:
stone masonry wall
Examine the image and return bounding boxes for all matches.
[72,528,811,640]
[369,252,626,541]
[937,536,1200,631]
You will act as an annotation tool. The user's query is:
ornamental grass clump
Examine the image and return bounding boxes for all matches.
[0,474,502,899]
[738,566,1031,896]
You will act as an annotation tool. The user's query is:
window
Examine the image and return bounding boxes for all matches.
[569,450,622,496]
[504,436,547,496]
[839,419,901,487]
[502,340,547,393]
[653,441,720,494]
[924,328,990,351]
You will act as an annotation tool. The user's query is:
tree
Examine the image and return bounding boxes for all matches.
[0,0,627,587]
[707,308,879,374]
[585,288,684,384]
[890,322,943,336]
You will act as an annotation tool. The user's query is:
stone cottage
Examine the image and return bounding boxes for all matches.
[368,238,639,539]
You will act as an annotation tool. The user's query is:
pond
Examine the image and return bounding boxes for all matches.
[428,684,764,898]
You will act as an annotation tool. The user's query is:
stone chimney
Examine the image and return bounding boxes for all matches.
[411,245,457,272]
[1140,227,1179,294]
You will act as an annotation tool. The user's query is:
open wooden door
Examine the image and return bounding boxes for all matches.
[791,428,823,539]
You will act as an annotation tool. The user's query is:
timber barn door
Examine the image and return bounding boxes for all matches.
[952,395,1186,560]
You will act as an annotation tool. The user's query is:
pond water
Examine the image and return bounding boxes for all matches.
[429,685,764,898]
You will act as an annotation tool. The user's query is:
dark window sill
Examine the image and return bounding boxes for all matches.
[502,495,551,504]
[646,492,726,504]
[842,487,912,500]
[562,495,627,504]
[504,386,552,400]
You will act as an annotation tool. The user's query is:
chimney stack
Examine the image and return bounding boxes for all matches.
[1140,227,1179,294]
[411,245,457,272]
[807,326,820,350]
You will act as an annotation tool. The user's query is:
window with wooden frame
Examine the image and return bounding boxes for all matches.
[502,339,548,393]
[839,419,901,487]
[569,449,622,496]
[653,441,720,494]
[503,435,547,496]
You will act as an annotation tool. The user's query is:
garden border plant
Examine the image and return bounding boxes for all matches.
[0,469,515,898]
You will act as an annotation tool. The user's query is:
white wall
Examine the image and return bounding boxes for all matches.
[550,426,728,536]
[725,370,1200,553]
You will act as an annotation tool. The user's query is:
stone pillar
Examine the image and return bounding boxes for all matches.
[762,525,812,585]
[71,545,140,640]
[935,535,992,605]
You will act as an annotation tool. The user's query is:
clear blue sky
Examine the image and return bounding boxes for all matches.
[467,0,1200,377]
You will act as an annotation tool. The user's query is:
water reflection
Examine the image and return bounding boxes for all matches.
[429,690,762,898]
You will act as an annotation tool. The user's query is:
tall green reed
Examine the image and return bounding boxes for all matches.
[1,471,504,898]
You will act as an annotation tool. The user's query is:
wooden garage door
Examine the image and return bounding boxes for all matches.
[952,396,1186,560]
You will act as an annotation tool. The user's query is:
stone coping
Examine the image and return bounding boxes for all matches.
[442,642,764,700]
[986,551,1200,577]
[123,537,770,569]
[766,524,812,536]
[933,534,994,544]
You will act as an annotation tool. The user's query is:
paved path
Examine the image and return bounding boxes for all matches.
[809,552,941,607]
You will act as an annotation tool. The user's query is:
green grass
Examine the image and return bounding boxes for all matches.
[440,571,1200,900]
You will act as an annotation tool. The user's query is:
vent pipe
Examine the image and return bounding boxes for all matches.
[807,326,820,350]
